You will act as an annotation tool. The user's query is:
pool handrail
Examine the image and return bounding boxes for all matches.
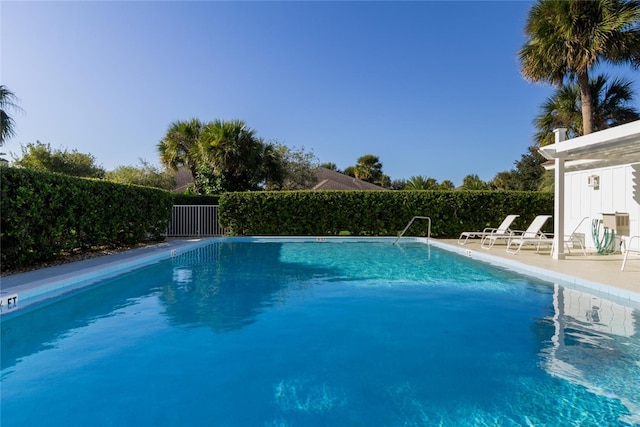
[393,216,431,245]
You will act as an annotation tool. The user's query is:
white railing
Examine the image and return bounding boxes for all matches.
[393,216,432,244]
[167,205,229,237]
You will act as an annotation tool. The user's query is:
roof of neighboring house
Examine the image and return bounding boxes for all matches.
[170,166,387,192]
[312,167,387,191]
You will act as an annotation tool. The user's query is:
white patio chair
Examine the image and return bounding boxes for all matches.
[550,216,588,256]
[505,215,553,254]
[621,235,640,271]
[458,214,519,245]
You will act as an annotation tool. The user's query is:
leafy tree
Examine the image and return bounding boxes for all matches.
[534,74,640,145]
[519,0,640,135]
[319,162,338,172]
[389,179,407,190]
[0,85,22,145]
[489,171,517,191]
[491,146,547,192]
[343,166,355,178]
[538,170,555,192]
[189,162,222,195]
[265,144,318,190]
[106,159,176,190]
[512,146,548,191]
[378,174,391,188]
[14,141,105,178]
[405,175,439,190]
[158,118,204,192]
[461,174,489,191]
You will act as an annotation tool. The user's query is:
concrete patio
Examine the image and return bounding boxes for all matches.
[437,238,640,303]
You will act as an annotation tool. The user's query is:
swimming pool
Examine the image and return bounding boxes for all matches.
[1,240,639,426]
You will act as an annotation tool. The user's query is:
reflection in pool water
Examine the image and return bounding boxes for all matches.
[1,241,639,426]
[541,285,639,425]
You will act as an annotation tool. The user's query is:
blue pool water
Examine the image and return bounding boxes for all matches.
[1,241,639,426]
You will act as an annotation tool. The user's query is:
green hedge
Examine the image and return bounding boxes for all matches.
[219,190,554,237]
[1,167,174,271]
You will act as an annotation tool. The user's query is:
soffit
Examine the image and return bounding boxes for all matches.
[538,120,640,167]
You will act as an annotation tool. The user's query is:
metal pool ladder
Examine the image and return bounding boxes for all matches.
[393,216,431,244]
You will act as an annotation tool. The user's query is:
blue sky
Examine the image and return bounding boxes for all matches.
[0,1,591,185]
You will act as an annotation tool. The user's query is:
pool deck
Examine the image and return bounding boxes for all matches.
[1,236,639,316]
[434,238,640,304]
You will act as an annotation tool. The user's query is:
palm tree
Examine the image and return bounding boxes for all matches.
[200,119,265,192]
[439,180,455,190]
[0,85,23,145]
[261,142,286,190]
[353,154,383,183]
[534,75,640,146]
[405,175,439,190]
[461,174,489,191]
[519,0,640,135]
[157,118,204,191]
[352,154,391,186]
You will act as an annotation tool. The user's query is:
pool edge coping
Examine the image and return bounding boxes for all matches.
[425,238,640,305]
[0,238,217,316]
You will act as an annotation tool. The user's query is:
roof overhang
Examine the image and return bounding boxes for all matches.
[543,158,640,172]
[539,120,640,170]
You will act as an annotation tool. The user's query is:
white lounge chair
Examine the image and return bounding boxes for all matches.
[550,216,588,256]
[458,214,519,245]
[506,215,553,254]
[621,235,640,271]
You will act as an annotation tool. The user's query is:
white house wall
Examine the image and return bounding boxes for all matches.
[564,162,640,250]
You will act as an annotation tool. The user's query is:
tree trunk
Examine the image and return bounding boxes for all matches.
[578,71,594,135]
[189,164,200,193]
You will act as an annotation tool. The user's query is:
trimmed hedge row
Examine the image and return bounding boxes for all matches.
[219,190,554,237]
[1,167,174,271]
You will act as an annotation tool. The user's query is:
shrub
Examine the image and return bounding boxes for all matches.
[1,167,173,271]
[219,190,554,237]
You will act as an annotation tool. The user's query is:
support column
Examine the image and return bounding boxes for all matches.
[552,128,566,260]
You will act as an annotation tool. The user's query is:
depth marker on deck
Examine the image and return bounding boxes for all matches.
[0,292,19,311]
